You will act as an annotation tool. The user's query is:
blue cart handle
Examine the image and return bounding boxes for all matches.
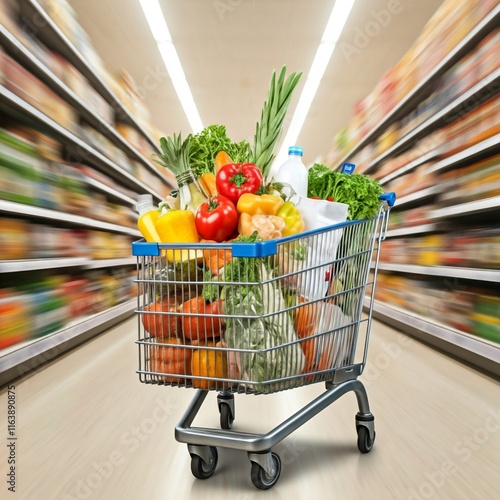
[379,192,396,207]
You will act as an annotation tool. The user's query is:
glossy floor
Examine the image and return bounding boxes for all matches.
[1,318,499,500]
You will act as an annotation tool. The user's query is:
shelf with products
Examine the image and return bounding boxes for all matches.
[376,263,500,284]
[0,257,136,274]
[0,200,140,236]
[427,133,500,175]
[364,67,500,175]
[364,298,500,377]
[368,90,500,187]
[331,2,499,169]
[385,223,440,239]
[321,0,500,372]
[0,0,177,376]
[378,132,500,188]
[0,24,174,189]
[385,154,500,232]
[0,85,165,201]
[14,0,161,154]
[0,298,136,386]
[0,265,136,352]
[391,186,443,208]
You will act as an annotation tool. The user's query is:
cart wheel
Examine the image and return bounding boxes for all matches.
[190,446,218,479]
[357,426,375,454]
[220,402,234,430]
[250,453,281,490]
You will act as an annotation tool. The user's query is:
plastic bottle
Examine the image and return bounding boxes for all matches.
[136,194,161,242]
[275,146,308,197]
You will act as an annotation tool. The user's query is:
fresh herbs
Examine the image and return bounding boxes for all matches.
[307,163,383,220]
[152,133,192,176]
[250,66,302,179]
[189,125,250,178]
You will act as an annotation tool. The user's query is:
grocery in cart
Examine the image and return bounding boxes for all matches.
[132,191,395,489]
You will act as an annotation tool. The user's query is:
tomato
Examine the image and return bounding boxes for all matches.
[195,195,238,242]
[215,163,263,205]
[181,297,224,341]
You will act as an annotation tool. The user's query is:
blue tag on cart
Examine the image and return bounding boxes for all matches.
[341,162,356,174]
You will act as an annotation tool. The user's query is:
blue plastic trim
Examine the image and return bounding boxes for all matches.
[231,240,278,258]
[379,192,396,207]
[132,240,160,256]
[131,196,395,258]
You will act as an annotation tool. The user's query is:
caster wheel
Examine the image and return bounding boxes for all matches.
[250,452,281,490]
[220,402,234,430]
[357,426,375,454]
[190,446,218,479]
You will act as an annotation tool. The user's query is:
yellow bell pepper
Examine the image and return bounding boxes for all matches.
[276,201,304,236]
[236,193,284,216]
[155,209,201,262]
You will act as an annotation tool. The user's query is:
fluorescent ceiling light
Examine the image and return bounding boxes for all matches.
[272,0,356,174]
[138,0,203,133]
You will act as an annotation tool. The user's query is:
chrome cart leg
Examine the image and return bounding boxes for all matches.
[327,377,376,453]
[217,391,235,430]
[352,381,376,453]
[177,389,209,429]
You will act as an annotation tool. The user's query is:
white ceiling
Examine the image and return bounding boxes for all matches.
[69,0,443,167]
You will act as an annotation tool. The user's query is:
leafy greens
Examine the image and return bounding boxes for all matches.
[188,124,251,177]
[307,163,383,221]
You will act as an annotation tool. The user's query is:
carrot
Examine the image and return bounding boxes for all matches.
[201,239,232,275]
[199,172,218,197]
[214,151,233,174]
[294,298,318,339]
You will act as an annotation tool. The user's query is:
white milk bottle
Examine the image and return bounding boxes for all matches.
[275,146,308,197]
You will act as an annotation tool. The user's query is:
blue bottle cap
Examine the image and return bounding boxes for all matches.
[288,146,303,156]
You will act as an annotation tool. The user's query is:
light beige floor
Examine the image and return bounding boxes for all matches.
[1,318,499,500]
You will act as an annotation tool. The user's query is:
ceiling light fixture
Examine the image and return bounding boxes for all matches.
[272,0,356,174]
[138,0,203,133]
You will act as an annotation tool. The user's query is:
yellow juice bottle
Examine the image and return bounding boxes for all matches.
[136,194,161,242]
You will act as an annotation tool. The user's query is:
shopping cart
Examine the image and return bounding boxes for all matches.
[132,193,395,490]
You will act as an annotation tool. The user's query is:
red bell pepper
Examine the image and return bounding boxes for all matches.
[215,163,263,205]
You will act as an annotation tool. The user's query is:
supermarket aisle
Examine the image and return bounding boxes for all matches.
[1,318,499,500]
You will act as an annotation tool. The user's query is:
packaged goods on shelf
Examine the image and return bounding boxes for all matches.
[386,206,433,230]
[0,0,174,365]
[438,154,500,204]
[327,6,499,171]
[0,217,134,261]
[380,228,500,270]
[61,64,114,124]
[471,295,500,343]
[0,218,30,260]
[374,273,499,344]
[0,268,136,351]
[384,162,436,198]
[1,51,77,132]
